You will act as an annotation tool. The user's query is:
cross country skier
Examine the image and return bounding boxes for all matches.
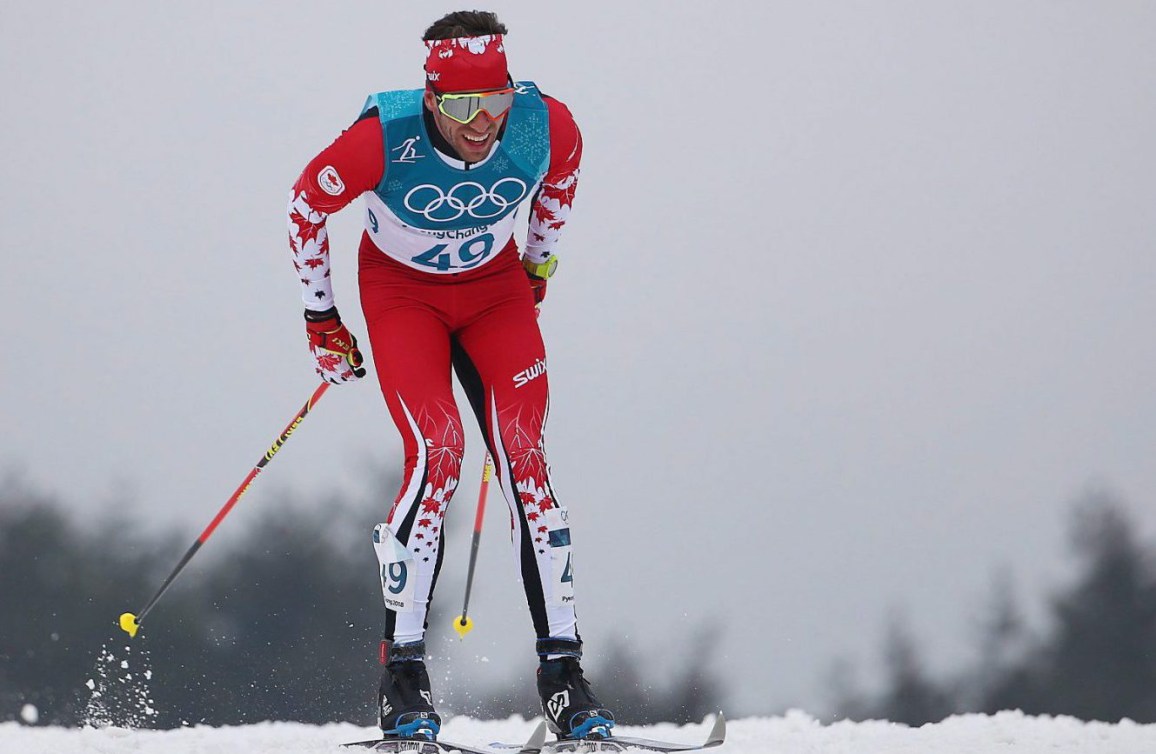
[286,9,614,743]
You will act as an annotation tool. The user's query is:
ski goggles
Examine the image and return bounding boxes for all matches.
[435,87,516,124]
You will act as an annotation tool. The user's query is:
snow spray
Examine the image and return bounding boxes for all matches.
[83,641,157,728]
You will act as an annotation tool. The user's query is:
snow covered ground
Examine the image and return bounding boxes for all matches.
[3,712,1156,754]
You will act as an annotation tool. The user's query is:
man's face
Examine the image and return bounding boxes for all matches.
[423,89,507,163]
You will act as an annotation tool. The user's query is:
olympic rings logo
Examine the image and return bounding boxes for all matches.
[403,178,528,222]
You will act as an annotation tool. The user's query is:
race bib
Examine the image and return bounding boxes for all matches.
[545,508,575,607]
[364,191,521,274]
[373,524,416,612]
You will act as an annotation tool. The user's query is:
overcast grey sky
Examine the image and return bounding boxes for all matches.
[3,1,1156,716]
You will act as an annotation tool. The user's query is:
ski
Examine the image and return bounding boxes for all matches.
[495,714,726,754]
[344,720,548,754]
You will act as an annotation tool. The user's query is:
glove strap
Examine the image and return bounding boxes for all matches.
[304,306,340,325]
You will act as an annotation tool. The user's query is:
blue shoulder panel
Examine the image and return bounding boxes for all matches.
[505,81,550,178]
[361,89,423,121]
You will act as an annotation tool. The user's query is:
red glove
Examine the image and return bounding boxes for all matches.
[527,274,547,307]
[304,307,366,384]
[523,255,558,309]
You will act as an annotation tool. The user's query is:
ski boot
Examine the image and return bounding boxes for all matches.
[378,640,440,740]
[536,639,615,740]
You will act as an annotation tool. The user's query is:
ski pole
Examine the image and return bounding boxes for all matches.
[453,452,493,638]
[118,382,331,638]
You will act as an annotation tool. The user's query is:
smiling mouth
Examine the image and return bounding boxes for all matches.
[463,132,490,146]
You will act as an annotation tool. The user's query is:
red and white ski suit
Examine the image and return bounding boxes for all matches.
[288,95,583,646]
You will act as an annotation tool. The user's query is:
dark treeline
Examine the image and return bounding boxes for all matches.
[6,472,1153,729]
[833,490,1156,725]
[0,472,721,728]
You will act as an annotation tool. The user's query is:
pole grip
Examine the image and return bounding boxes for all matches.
[472,454,493,534]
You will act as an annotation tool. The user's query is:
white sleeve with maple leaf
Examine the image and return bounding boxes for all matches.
[525,97,583,267]
[288,190,335,311]
[288,117,385,312]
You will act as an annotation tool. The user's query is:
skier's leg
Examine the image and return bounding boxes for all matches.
[452,274,615,738]
[365,302,463,645]
[360,246,471,738]
[453,307,578,642]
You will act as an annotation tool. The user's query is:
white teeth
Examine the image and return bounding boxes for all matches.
[464,133,487,142]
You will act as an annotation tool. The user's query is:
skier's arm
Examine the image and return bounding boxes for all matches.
[524,95,583,277]
[288,116,385,312]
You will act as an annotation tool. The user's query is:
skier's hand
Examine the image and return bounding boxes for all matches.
[523,255,557,310]
[527,273,547,308]
[304,307,366,384]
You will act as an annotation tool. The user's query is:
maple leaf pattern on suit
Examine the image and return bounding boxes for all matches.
[416,400,465,491]
[287,189,335,310]
[532,201,556,226]
[502,406,548,480]
[401,400,462,560]
[289,210,324,252]
[525,170,578,265]
[517,476,555,521]
[540,171,578,208]
[501,404,559,534]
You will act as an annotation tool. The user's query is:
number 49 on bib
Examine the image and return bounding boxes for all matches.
[412,233,495,271]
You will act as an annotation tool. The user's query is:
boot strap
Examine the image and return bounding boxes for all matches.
[537,637,582,658]
[380,639,426,665]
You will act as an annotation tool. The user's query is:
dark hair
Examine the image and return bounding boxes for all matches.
[422,10,507,40]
